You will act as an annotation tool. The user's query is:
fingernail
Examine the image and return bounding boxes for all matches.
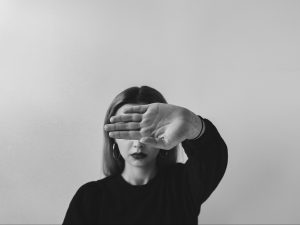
[110,117,113,122]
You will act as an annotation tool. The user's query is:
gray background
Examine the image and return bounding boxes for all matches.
[0,0,299,224]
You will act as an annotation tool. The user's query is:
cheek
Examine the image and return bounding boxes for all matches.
[115,139,160,159]
[115,140,130,155]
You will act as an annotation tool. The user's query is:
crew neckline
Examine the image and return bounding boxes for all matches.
[117,169,161,191]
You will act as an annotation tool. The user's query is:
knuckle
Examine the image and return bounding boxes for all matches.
[141,118,149,126]
[133,114,140,121]
[140,127,150,136]
[135,123,141,130]
[130,122,138,130]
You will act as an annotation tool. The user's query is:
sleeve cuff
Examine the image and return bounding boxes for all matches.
[190,115,205,140]
[181,117,214,149]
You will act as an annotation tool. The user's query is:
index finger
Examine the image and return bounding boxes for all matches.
[123,104,148,114]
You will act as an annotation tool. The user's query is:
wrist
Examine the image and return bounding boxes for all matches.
[190,116,205,140]
[184,110,205,140]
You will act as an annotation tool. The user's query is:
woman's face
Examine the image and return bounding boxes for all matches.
[113,104,160,168]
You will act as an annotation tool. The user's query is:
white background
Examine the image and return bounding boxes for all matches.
[0,0,299,224]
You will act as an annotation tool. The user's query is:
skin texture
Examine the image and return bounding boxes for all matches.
[114,104,161,167]
[104,103,203,185]
[110,104,161,185]
[105,103,203,149]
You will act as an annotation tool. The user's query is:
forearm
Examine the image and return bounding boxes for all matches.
[181,117,228,204]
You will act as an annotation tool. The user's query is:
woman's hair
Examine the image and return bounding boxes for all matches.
[102,86,179,177]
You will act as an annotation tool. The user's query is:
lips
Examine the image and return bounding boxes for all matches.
[131,153,147,159]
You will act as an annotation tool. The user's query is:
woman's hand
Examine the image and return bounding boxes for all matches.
[104,103,203,150]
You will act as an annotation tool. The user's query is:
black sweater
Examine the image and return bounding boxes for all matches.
[62,118,228,224]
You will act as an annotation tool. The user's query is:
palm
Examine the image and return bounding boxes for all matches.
[141,103,190,149]
[106,103,192,150]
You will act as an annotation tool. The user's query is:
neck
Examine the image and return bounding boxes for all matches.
[121,162,158,185]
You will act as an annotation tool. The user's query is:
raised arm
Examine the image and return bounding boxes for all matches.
[181,116,228,214]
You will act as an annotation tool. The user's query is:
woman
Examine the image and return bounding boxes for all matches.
[63,86,228,224]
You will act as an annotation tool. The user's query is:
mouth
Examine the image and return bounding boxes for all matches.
[130,153,147,160]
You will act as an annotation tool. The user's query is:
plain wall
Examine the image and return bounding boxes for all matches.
[0,0,299,224]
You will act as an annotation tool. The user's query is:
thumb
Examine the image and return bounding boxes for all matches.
[140,137,166,149]
[140,137,157,145]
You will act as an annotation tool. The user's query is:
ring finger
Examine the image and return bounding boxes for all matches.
[104,122,141,132]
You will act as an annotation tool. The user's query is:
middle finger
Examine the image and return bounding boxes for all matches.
[110,114,142,123]
[104,122,141,132]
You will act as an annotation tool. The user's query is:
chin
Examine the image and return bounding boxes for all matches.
[130,161,148,167]
[128,159,152,167]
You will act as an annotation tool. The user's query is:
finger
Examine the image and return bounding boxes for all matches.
[109,131,141,140]
[110,114,142,123]
[123,105,149,114]
[104,122,141,132]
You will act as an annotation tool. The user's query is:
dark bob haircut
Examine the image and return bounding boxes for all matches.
[102,86,179,177]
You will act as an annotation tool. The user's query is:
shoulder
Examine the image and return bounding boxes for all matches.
[72,180,99,203]
[78,176,116,192]
[71,176,116,204]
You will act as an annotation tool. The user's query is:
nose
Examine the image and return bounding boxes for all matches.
[133,140,144,152]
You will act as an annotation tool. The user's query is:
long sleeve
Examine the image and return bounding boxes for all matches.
[181,117,228,215]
